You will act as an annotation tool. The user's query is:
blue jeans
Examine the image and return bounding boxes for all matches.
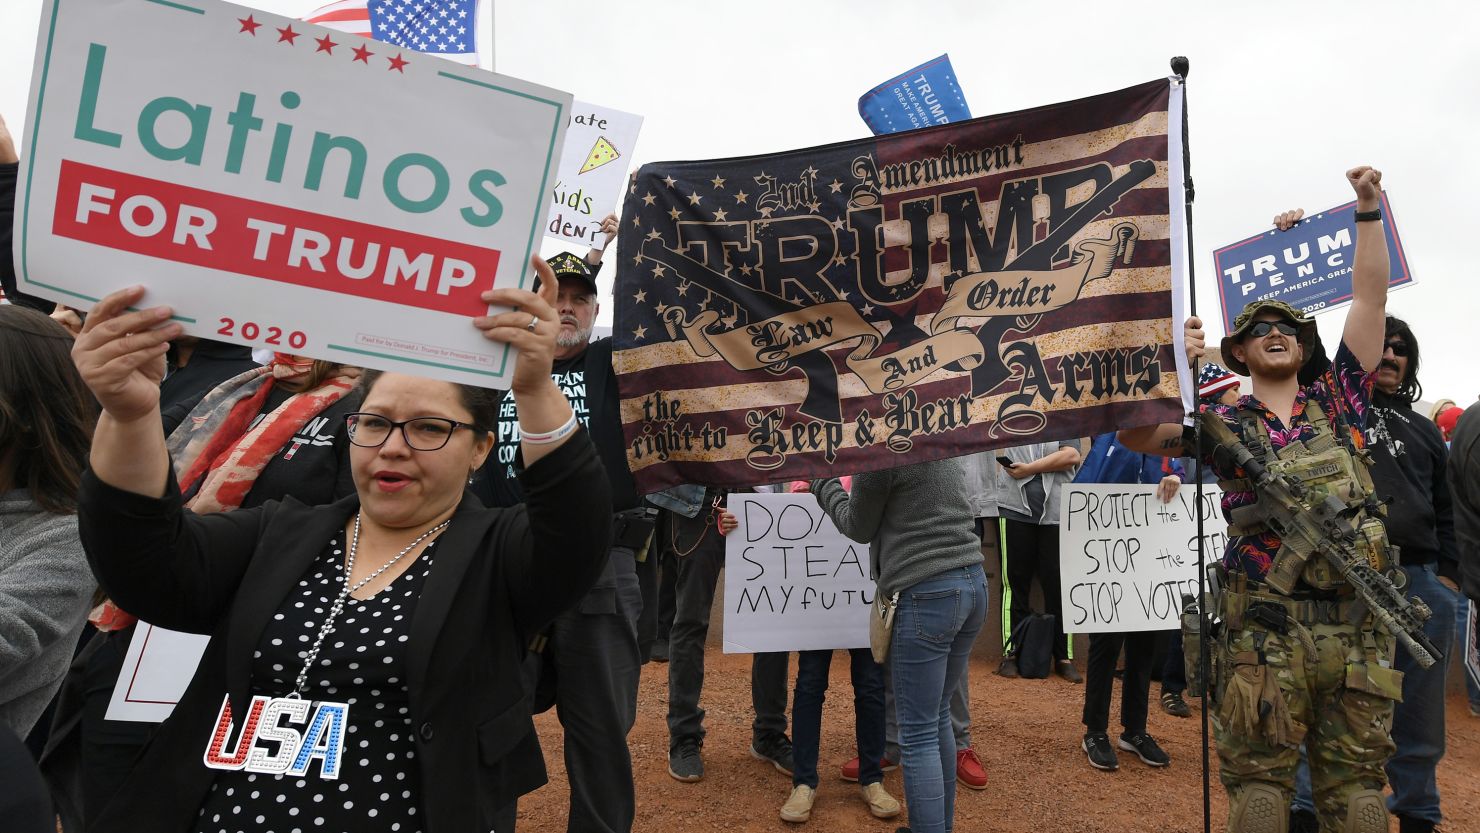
[791,648,886,789]
[890,563,987,833]
[1292,747,1314,814]
[662,512,790,750]
[1385,563,1457,823]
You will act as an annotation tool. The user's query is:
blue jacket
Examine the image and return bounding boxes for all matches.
[1074,433,1184,486]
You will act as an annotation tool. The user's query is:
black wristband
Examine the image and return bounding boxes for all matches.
[1354,208,1382,222]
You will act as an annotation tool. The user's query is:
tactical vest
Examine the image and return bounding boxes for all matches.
[1216,400,1393,591]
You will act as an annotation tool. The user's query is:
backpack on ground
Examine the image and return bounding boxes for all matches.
[1006,613,1056,679]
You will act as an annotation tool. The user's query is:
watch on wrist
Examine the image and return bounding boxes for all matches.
[1354,208,1382,222]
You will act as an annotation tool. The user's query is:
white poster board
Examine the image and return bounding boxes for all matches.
[1058,484,1227,633]
[105,623,210,722]
[16,0,571,389]
[544,100,643,249]
[723,492,873,653]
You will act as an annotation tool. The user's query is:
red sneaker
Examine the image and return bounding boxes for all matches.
[839,755,898,782]
[956,747,987,790]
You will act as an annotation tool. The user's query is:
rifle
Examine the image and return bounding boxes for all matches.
[1199,411,1441,668]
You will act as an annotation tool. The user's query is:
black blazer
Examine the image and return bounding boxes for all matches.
[78,432,613,833]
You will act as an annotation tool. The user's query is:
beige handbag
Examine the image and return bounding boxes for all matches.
[870,590,900,664]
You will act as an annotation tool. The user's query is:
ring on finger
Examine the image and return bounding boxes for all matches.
[525,313,538,332]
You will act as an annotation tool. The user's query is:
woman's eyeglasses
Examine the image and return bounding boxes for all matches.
[1245,320,1299,339]
[344,413,482,451]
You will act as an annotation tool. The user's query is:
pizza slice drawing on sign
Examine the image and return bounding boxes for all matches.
[579,136,620,174]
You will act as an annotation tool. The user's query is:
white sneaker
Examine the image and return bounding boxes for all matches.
[861,781,901,819]
[780,784,815,823]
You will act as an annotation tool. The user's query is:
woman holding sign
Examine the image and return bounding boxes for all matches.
[69,259,612,833]
[809,459,987,833]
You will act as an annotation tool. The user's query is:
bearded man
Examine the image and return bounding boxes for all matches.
[473,234,654,833]
[1122,166,1407,833]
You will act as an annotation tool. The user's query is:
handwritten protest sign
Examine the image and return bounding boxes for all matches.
[723,492,873,653]
[105,623,209,722]
[858,54,971,135]
[1212,193,1412,332]
[16,0,570,388]
[546,101,643,248]
[1059,483,1227,633]
[614,78,1191,493]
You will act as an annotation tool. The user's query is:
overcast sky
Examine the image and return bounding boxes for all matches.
[5,0,1477,405]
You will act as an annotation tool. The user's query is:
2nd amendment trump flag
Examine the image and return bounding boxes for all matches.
[614,78,1192,494]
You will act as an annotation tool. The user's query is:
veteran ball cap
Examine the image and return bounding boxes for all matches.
[1219,299,1318,376]
[545,251,598,295]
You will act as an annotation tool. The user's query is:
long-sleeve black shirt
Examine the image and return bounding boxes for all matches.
[1367,391,1458,582]
[1448,403,1480,600]
[0,162,53,312]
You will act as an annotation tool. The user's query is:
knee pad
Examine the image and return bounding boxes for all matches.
[1229,783,1288,833]
[1342,789,1388,833]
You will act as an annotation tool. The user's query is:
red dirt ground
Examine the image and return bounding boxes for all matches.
[512,650,1480,833]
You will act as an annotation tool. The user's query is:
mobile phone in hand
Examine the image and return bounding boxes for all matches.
[995,456,1016,468]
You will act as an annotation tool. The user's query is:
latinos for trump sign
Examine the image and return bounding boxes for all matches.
[1212,193,1412,333]
[15,0,570,388]
[614,79,1192,492]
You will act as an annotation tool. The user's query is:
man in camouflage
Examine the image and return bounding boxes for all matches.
[1122,166,1399,833]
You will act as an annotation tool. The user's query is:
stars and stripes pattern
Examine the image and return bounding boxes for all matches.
[614,80,1184,492]
[303,0,479,65]
[1198,361,1240,400]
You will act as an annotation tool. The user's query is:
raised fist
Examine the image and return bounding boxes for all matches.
[1347,166,1383,206]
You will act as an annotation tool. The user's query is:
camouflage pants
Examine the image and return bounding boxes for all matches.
[1213,614,1401,833]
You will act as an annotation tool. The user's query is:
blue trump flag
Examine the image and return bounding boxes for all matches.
[858,54,971,135]
[1211,192,1412,332]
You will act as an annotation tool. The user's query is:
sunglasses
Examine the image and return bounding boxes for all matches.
[1245,320,1299,339]
[1384,340,1410,357]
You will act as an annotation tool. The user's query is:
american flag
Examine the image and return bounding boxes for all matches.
[303,0,479,65]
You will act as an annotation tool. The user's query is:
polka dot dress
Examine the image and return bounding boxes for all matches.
[194,536,435,833]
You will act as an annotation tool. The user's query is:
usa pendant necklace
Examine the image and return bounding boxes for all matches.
[203,513,450,780]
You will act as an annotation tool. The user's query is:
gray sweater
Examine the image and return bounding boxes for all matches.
[0,490,94,736]
[811,458,982,598]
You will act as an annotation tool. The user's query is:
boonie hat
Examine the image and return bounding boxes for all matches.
[545,252,598,295]
[1220,299,1318,376]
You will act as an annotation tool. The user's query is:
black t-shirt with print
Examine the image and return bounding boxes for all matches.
[474,341,636,511]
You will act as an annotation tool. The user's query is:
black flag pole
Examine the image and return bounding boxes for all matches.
[1170,55,1212,833]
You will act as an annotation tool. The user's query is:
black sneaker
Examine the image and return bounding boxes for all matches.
[1082,732,1118,771]
[751,733,795,776]
[1289,809,1319,833]
[668,739,704,782]
[1160,690,1192,718]
[1118,733,1170,767]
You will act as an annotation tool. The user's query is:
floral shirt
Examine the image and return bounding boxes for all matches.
[1202,341,1373,581]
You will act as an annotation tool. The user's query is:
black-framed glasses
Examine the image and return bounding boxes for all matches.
[1246,320,1299,339]
[344,412,482,451]
[1384,340,1409,357]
